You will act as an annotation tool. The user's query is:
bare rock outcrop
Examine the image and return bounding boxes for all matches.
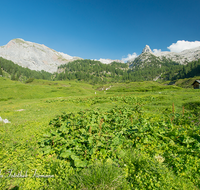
[0,38,82,73]
[142,45,152,53]
[139,44,200,65]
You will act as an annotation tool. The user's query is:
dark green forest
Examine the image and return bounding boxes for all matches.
[55,59,129,84]
[172,59,200,80]
[0,57,52,81]
[0,56,200,84]
[128,54,183,81]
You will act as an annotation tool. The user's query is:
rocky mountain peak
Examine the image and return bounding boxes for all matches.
[0,38,82,73]
[142,45,152,53]
[131,45,200,66]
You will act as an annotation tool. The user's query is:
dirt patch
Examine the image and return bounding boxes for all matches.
[16,109,25,111]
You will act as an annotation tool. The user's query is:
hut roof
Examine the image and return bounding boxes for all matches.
[192,80,200,85]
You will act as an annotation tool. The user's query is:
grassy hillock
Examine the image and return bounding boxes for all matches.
[0,77,200,189]
[0,77,96,101]
[174,76,200,88]
[98,81,181,93]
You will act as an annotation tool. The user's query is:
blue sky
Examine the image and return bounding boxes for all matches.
[0,0,200,61]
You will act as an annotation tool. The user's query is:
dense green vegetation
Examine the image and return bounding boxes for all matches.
[1,56,200,85]
[173,76,200,88]
[129,54,183,81]
[55,59,129,84]
[55,58,184,83]
[46,58,200,83]
[0,77,200,189]
[172,59,200,80]
[0,57,52,81]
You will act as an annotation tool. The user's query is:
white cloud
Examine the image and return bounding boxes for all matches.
[122,52,138,62]
[167,40,200,53]
[153,49,162,54]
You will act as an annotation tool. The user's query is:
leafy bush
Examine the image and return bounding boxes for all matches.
[39,99,200,188]
[123,149,196,189]
[183,101,200,116]
[25,78,34,83]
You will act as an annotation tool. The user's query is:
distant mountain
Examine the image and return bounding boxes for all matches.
[1,38,200,83]
[130,45,200,67]
[55,59,128,84]
[127,45,200,81]
[0,38,82,73]
[0,39,125,73]
[154,46,200,65]
[142,45,152,54]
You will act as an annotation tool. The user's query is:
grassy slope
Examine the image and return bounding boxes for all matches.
[0,78,96,100]
[175,76,200,88]
[0,77,200,189]
[1,77,199,134]
[1,78,197,122]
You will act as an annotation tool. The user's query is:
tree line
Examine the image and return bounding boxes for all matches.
[172,59,200,80]
[0,56,199,84]
[0,57,52,81]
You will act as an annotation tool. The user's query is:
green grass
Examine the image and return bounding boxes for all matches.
[104,81,181,92]
[14,38,26,44]
[174,76,200,88]
[0,78,97,100]
[0,77,200,189]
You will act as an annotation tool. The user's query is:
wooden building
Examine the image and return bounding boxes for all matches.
[192,80,200,89]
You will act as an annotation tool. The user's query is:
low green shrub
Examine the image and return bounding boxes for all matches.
[25,78,34,83]
[69,162,128,189]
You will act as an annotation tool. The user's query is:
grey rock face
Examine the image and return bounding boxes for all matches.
[154,46,200,64]
[0,38,82,73]
[139,45,200,65]
[142,45,152,53]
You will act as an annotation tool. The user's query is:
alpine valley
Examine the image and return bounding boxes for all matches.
[1,39,200,190]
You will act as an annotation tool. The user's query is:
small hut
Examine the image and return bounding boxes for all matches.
[192,80,200,89]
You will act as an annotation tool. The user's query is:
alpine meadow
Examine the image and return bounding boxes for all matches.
[0,34,200,189]
[0,55,200,189]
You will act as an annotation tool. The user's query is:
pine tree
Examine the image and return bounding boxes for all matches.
[11,73,16,80]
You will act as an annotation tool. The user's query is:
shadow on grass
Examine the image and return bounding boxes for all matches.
[183,101,200,115]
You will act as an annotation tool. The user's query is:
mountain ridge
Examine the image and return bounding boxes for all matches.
[0,38,83,73]
[1,38,200,75]
[131,44,200,66]
[0,39,124,73]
